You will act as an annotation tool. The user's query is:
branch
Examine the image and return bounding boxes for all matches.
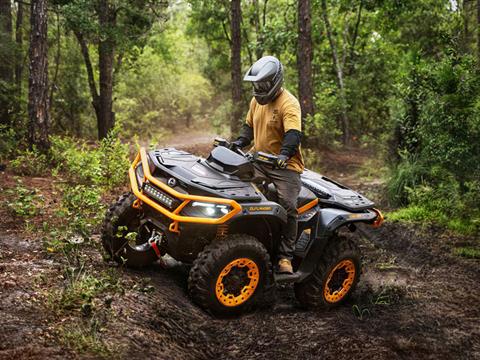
[347,0,363,75]
[74,31,99,105]
[262,0,268,27]
[49,10,61,109]
[222,20,232,44]
[341,13,349,70]
[241,17,254,64]
[321,0,344,89]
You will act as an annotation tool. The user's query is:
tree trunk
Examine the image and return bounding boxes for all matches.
[28,0,50,151]
[74,31,101,126]
[477,0,480,61]
[49,11,61,110]
[97,0,115,139]
[321,0,349,145]
[15,1,23,98]
[297,0,314,125]
[230,0,242,135]
[0,0,13,126]
[253,0,263,59]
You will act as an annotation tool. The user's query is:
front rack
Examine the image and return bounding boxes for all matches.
[129,148,242,233]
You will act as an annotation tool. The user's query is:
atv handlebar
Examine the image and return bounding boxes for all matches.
[213,138,279,168]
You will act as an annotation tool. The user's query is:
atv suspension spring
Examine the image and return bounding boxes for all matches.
[216,224,229,240]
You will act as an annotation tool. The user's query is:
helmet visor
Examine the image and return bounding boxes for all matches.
[253,81,273,93]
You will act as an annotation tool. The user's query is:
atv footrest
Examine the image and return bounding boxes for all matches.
[274,271,303,283]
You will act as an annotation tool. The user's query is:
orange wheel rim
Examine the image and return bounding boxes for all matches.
[323,259,356,303]
[215,258,260,307]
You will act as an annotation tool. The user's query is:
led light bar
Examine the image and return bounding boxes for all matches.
[143,183,176,209]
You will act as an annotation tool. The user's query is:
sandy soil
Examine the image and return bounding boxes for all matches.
[0,140,479,360]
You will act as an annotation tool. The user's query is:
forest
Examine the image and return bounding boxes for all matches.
[0,0,479,359]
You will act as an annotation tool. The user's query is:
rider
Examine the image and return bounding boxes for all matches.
[231,55,304,274]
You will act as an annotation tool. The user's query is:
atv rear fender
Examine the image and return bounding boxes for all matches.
[287,208,379,283]
[316,208,379,237]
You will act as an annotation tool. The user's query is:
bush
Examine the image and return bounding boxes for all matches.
[50,131,130,189]
[387,53,480,234]
[6,181,44,218]
[0,125,18,162]
[303,112,340,148]
[59,185,105,236]
[10,146,49,176]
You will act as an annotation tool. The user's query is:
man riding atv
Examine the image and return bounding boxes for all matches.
[231,55,303,274]
[101,56,384,317]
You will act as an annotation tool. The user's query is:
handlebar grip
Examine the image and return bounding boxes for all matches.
[254,152,279,166]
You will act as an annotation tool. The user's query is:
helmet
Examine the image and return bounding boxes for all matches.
[244,56,284,105]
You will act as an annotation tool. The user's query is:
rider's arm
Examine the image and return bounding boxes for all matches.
[280,129,302,157]
[280,98,302,158]
[235,123,254,148]
[233,98,256,148]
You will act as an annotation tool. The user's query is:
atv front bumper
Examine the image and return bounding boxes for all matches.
[129,148,243,233]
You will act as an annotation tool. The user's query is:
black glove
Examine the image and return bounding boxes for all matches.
[276,154,289,169]
[229,140,244,151]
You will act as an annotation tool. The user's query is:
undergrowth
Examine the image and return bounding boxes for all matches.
[5,129,132,356]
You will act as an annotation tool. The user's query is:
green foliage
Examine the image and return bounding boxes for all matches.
[59,184,105,235]
[115,18,213,137]
[453,247,480,259]
[386,154,429,205]
[304,112,341,148]
[55,268,122,314]
[10,147,49,176]
[6,181,44,218]
[50,132,129,189]
[0,125,18,161]
[98,129,130,189]
[387,53,480,234]
[60,319,114,357]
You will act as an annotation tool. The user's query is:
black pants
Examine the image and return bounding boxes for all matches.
[253,163,301,261]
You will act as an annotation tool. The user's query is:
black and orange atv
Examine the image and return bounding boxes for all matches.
[101,139,383,316]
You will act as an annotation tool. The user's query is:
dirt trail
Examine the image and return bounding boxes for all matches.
[1,137,479,359]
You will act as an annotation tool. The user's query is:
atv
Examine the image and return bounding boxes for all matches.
[101,139,383,316]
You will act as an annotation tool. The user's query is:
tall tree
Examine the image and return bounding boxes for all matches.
[230,0,242,135]
[297,0,314,124]
[477,0,480,60]
[63,0,167,139]
[0,0,13,126]
[321,0,349,145]
[15,1,24,97]
[28,0,50,151]
[97,0,115,139]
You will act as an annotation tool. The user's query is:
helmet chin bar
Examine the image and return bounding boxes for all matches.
[253,84,283,105]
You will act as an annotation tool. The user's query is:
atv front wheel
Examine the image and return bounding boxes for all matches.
[294,236,360,309]
[188,234,270,316]
[101,192,157,267]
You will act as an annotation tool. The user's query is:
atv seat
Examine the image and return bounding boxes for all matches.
[264,183,317,208]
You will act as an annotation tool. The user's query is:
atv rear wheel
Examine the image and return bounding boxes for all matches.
[101,192,157,267]
[294,235,360,309]
[188,234,270,316]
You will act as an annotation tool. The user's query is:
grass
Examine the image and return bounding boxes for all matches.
[453,247,480,259]
[387,206,479,235]
[352,285,405,320]
[60,318,116,358]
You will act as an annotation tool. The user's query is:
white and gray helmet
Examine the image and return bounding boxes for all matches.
[244,56,284,105]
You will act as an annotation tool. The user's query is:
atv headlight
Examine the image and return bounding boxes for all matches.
[182,201,232,218]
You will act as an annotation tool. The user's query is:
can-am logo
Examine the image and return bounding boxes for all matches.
[167,178,177,187]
